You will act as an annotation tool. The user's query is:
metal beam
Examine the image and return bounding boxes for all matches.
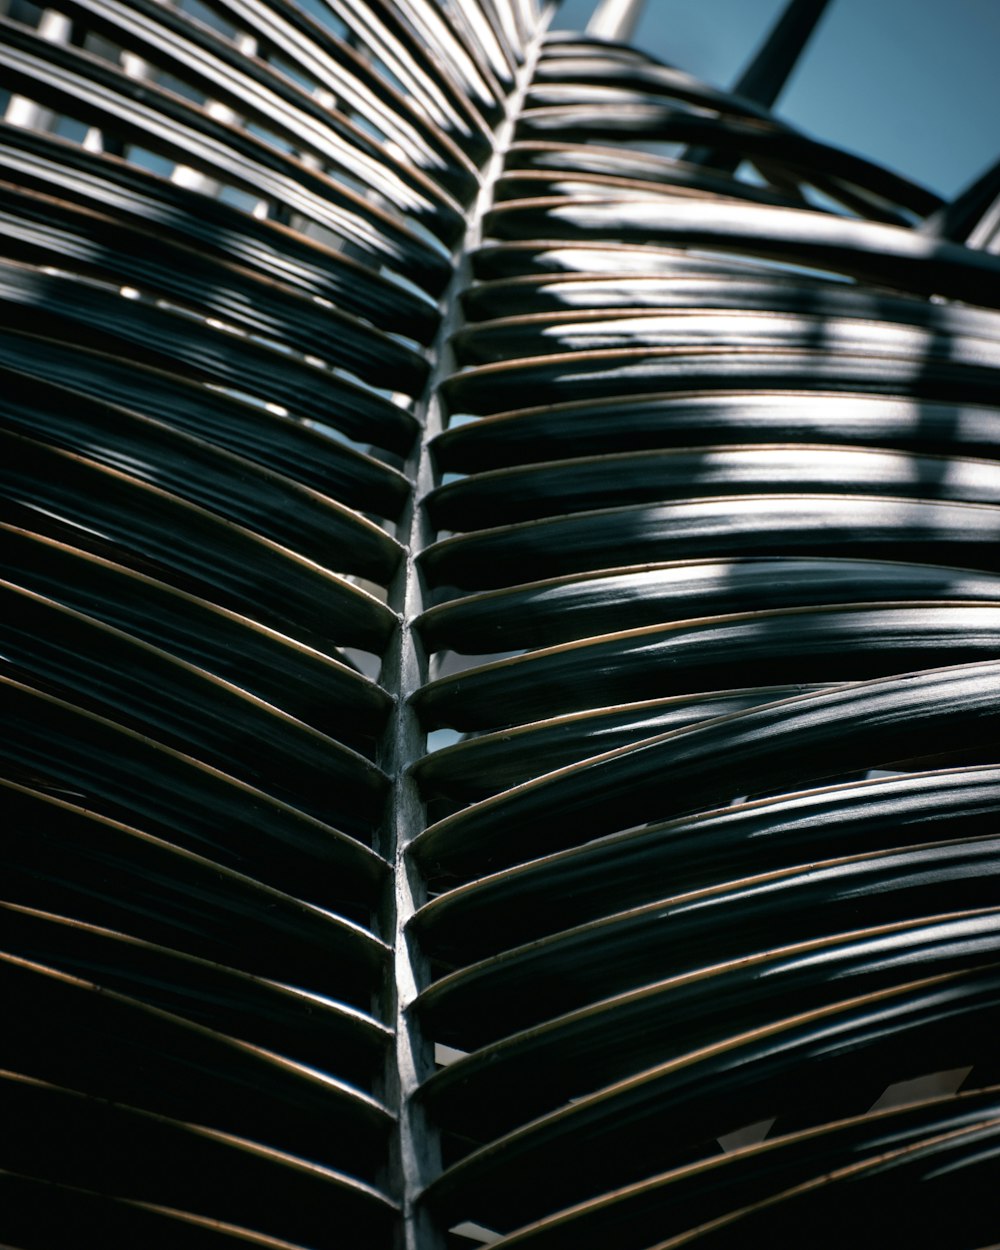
[586,0,647,43]
[733,0,832,108]
[683,0,832,174]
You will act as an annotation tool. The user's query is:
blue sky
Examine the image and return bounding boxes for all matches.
[553,0,1000,200]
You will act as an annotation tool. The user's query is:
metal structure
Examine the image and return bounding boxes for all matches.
[3,0,1000,1245]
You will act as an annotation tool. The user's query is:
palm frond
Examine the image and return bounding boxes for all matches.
[2,1,999,1246]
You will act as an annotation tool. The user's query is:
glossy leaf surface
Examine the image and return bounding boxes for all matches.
[4,2,1000,1246]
